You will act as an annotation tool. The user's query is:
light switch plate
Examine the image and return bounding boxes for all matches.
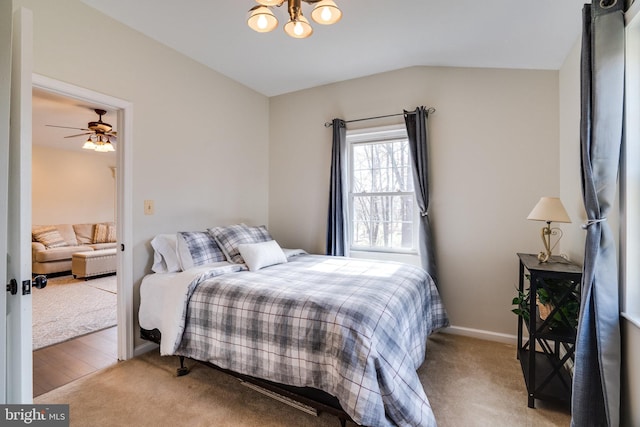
[144,200,154,215]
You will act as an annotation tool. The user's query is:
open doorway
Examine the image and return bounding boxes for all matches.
[31,88,118,396]
[29,75,134,396]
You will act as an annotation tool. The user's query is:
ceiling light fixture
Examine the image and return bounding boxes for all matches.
[83,134,115,152]
[247,0,342,39]
[47,109,117,153]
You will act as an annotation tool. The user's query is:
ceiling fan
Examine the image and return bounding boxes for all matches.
[46,108,117,152]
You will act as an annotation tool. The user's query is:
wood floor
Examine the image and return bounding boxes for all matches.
[33,326,118,397]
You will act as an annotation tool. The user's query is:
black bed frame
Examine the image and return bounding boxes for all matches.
[140,328,358,427]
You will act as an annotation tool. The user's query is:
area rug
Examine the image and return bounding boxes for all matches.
[32,274,117,350]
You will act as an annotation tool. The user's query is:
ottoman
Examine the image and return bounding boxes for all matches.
[72,248,117,279]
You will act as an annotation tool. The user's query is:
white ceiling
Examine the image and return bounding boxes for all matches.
[34,0,587,151]
[80,0,587,97]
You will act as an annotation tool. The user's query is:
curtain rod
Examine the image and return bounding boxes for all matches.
[323,107,436,127]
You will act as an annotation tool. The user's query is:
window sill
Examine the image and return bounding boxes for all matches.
[349,250,420,267]
[621,312,640,330]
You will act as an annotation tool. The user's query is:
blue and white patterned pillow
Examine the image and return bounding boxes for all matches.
[176,231,226,271]
[207,224,272,264]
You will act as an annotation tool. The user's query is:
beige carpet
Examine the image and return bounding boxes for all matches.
[35,333,572,426]
[32,274,117,350]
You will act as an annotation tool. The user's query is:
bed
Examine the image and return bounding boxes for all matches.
[139,225,449,427]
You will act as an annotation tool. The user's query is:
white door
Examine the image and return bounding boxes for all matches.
[2,6,34,403]
[0,0,12,405]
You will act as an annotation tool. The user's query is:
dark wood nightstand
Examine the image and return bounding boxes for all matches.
[516,253,582,408]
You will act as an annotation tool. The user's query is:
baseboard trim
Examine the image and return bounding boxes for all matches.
[134,341,158,357]
[441,325,517,345]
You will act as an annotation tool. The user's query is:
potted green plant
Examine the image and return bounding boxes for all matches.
[512,275,581,331]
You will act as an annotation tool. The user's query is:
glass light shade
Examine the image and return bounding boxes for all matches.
[82,139,96,150]
[103,141,115,152]
[310,0,342,25]
[247,6,278,33]
[94,143,108,152]
[284,14,313,38]
[256,0,284,6]
[527,197,571,223]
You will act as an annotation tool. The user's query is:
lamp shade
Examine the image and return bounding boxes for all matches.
[527,197,571,223]
[82,139,96,150]
[256,0,284,6]
[310,0,342,25]
[284,14,313,38]
[248,6,278,32]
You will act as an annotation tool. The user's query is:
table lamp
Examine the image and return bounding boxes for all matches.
[527,197,571,262]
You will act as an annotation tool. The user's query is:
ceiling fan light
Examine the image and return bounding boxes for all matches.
[103,141,115,152]
[248,5,278,32]
[82,138,96,150]
[94,143,108,153]
[284,14,313,38]
[310,0,342,25]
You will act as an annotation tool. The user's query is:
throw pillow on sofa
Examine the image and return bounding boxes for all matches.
[32,226,68,249]
[93,223,116,243]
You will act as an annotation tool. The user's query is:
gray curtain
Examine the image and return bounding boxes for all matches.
[326,118,347,256]
[404,107,438,285]
[571,2,624,426]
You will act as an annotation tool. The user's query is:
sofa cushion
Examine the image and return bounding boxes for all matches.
[32,224,79,247]
[93,223,116,243]
[73,223,95,245]
[32,226,68,249]
[88,242,118,251]
[55,224,78,246]
[34,245,93,263]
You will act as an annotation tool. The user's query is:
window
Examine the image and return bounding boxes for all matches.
[347,125,418,253]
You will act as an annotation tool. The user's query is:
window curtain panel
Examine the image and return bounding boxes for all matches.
[326,118,347,256]
[572,2,624,427]
[404,107,438,285]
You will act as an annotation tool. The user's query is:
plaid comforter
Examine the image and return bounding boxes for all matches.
[174,254,448,427]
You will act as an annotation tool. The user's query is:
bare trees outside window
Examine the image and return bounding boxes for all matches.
[349,127,418,252]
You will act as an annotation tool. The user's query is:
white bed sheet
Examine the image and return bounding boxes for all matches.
[139,262,237,354]
[139,249,306,355]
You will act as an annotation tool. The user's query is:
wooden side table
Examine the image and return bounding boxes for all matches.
[516,253,582,408]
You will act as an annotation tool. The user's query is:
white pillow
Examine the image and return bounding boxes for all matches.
[237,240,287,272]
[150,234,180,273]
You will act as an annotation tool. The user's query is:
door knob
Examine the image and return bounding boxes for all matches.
[6,279,17,295]
[33,275,47,289]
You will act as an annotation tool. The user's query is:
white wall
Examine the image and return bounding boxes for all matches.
[32,146,115,225]
[559,40,586,263]
[15,0,270,347]
[269,66,559,337]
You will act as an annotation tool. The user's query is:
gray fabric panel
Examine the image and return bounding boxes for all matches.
[571,2,624,426]
[404,107,438,286]
[326,118,347,256]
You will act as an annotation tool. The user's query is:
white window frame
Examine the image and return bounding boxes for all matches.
[346,124,419,255]
[622,9,640,327]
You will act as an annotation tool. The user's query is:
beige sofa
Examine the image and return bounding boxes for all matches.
[32,223,117,275]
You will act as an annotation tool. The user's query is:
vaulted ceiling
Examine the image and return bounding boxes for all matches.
[35,0,587,151]
[81,0,587,97]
